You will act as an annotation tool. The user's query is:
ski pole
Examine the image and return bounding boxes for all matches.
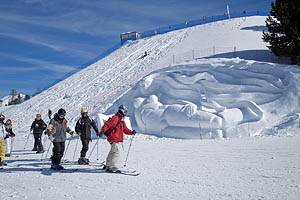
[43,140,52,161]
[72,136,79,163]
[88,137,99,160]
[8,137,15,160]
[124,135,135,167]
[62,137,72,162]
[23,131,31,150]
[97,137,99,161]
[10,137,15,155]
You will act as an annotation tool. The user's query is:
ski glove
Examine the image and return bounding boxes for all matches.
[96,131,103,138]
[69,131,74,136]
[44,130,50,136]
[49,135,54,142]
[132,130,136,135]
[9,132,15,137]
[4,132,15,139]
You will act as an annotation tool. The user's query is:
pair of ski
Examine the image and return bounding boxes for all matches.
[90,161,140,176]
[41,167,139,176]
[41,161,140,176]
[98,168,140,176]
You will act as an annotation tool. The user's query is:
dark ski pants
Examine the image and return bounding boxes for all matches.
[52,142,65,165]
[80,138,90,158]
[33,133,43,151]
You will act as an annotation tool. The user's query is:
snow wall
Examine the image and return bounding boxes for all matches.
[104,58,300,139]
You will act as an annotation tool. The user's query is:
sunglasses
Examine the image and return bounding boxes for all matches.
[59,115,65,119]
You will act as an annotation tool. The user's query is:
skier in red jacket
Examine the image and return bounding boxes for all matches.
[100,105,136,173]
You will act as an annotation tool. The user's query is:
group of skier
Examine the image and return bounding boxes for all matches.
[0,105,136,173]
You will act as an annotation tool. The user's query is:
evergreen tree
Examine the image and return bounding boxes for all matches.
[263,0,300,64]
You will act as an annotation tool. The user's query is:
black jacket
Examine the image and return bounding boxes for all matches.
[75,116,99,139]
[31,119,47,134]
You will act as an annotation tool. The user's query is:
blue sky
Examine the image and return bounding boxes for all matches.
[0,0,273,98]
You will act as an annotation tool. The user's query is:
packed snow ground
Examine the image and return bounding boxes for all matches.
[0,134,300,200]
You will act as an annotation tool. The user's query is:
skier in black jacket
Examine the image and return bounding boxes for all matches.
[75,108,100,164]
[30,114,47,153]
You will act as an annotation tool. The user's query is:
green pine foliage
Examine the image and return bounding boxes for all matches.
[263,0,300,64]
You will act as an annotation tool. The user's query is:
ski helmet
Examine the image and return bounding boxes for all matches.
[58,108,66,117]
[118,105,127,116]
[81,108,88,114]
[0,114,5,123]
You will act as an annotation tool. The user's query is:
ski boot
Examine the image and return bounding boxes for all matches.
[78,157,89,165]
[36,150,45,154]
[106,167,121,173]
[0,158,7,166]
[51,164,64,170]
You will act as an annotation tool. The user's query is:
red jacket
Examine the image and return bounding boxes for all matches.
[101,112,133,143]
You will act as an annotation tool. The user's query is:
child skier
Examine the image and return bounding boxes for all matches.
[3,115,15,157]
[47,108,74,170]
[30,114,47,153]
[75,108,100,164]
[101,105,136,173]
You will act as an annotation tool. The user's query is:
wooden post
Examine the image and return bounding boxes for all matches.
[234,46,237,57]
[248,122,250,137]
[192,50,195,60]
[173,55,175,64]
[199,122,203,140]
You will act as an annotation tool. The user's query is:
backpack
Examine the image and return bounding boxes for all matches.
[103,115,120,137]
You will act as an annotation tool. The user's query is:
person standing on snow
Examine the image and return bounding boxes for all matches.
[30,114,47,153]
[0,114,15,165]
[101,105,136,173]
[47,108,74,170]
[0,114,8,166]
[75,108,100,165]
[3,116,15,157]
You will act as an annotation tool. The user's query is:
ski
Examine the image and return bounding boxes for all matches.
[0,164,21,169]
[87,161,105,167]
[40,168,78,173]
[109,170,140,176]
[95,168,140,176]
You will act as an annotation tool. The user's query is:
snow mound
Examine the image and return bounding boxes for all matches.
[106,58,300,139]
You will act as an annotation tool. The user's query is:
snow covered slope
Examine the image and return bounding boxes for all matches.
[0,16,268,133]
